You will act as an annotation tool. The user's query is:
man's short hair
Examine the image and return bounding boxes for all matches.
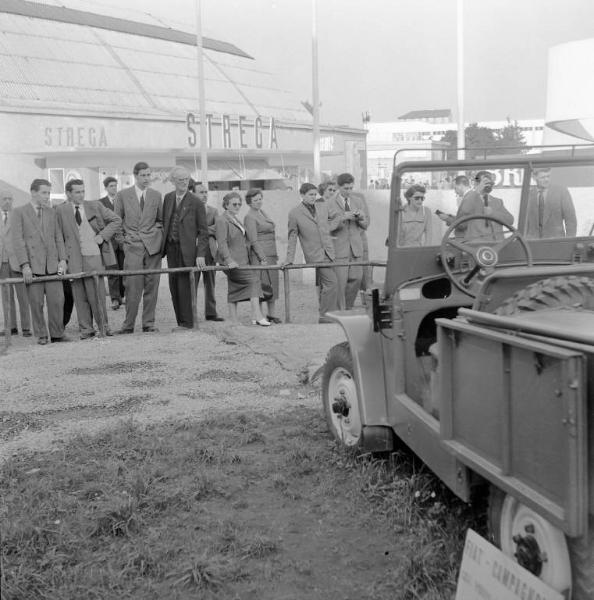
[103,176,117,188]
[474,170,493,182]
[299,182,317,195]
[336,173,354,186]
[533,167,551,175]
[30,179,51,192]
[65,179,84,193]
[133,161,150,175]
[454,175,469,186]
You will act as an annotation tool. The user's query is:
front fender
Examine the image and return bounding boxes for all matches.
[326,310,390,429]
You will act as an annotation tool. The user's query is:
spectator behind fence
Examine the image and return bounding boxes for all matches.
[328,172,369,309]
[215,192,270,326]
[0,189,32,337]
[114,161,163,334]
[189,179,224,321]
[244,188,281,324]
[50,194,74,328]
[99,176,126,310]
[400,184,432,246]
[56,179,121,339]
[527,168,577,238]
[161,167,209,331]
[284,182,338,324]
[10,179,67,345]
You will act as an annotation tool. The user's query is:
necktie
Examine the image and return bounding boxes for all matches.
[75,205,82,226]
[36,206,42,220]
[1,211,7,225]
[344,197,351,212]
[140,192,145,212]
[482,194,490,227]
[537,190,544,237]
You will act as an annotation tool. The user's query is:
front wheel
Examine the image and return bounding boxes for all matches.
[488,487,573,596]
[321,342,362,446]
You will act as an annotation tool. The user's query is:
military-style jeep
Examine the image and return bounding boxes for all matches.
[322,150,594,598]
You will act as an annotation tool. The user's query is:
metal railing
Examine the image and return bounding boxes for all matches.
[0,260,386,352]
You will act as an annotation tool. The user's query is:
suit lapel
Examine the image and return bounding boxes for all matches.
[26,204,45,240]
[178,192,190,222]
[299,203,316,224]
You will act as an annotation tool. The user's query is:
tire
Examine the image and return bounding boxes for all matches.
[488,487,573,596]
[495,275,594,316]
[321,342,362,447]
[569,515,594,600]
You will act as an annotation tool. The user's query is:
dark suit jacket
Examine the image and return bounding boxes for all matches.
[56,201,122,273]
[526,184,577,238]
[205,204,219,263]
[456,190,514,240]
[161,190,209,266]
[327,193,369,259]
[114,186,163,256]
[286,202,335,264]
[10,203,66,275]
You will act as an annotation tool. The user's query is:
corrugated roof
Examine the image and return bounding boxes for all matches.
[398,109,453,120]
[0,3,311,122]
[2,0,252,58]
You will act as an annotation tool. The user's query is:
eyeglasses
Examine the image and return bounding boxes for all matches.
[412,195,425,200]
[230,202,242,207]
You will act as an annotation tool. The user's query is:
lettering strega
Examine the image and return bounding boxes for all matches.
[44,127,108,148]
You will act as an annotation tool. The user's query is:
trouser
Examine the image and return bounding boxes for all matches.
[0,261,31,332]
[122,247,161,330]
[196,251,217,318]
[107,245,125,302]
[71,255,109,335]
[336,250,363,310]
[166,242,194,328]
[27,275,64,340]
[63,279,74,327]
[317,264,338,316]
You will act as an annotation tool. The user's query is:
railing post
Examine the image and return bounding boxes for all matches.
[282,267,291,323]
[1,281,11,351]
[189,269,199,329]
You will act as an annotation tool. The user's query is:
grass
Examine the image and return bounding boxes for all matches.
[1,406,482,600]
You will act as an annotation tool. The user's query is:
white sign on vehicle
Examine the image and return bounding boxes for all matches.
[455,529,564,600]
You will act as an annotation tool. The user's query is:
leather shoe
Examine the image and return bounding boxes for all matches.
[111,300,120,310]
[266,316,282,324]
[81,332,96,340]
[205,315,225,322]
[172,325,193,332]
[50,336,71,343]
[105,329,113,337]
[22,330,32,337]
[142,326,159,333]
[37,337,48,345]
[251,318,271,327]
[0,328,18,336]
[115,328,134,335]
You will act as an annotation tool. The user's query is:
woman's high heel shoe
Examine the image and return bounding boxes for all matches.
[252,318,271,327]
[266,316,282,324]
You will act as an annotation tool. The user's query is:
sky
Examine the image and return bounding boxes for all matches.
[44,0,594,128]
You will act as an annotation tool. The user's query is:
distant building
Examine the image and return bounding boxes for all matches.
[0,0,366,203]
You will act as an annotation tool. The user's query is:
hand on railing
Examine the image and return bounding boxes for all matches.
[22,264,33,284]
[195,257,206,269]
[57,260,67,277]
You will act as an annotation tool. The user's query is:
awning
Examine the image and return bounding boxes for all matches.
[192,168,287,182]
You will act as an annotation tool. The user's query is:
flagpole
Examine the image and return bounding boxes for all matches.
[456,0,465,159]
[312,0,321,181]
[195,0,209,186]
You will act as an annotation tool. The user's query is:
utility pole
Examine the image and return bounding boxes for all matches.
[195,0,209,186]
[456,0,465,159]
[312,0,321,181]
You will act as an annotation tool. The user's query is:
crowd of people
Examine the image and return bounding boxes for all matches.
[0,164,371,344]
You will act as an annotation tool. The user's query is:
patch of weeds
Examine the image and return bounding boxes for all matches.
[0,411,44,439]
[125,378,163,388]
[167,551,238,590]
[239,534,279,559]
[195,368,255,382]
[90,496,140,537]
[69,360,162,375]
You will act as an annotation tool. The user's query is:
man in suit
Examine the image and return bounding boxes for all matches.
[193,181,224,321]
[328,173,369,309]
[0,189,31,337]
[162,167,209,330]
[527,168,577,238]
[114,161,163,334]
[10,178,68,345]
[284,182,338,323]
[99,176,125,310]
[56,179,122,339]
[454,170,514,241]
[50,195,75,327]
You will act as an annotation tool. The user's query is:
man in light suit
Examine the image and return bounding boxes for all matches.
[0,189,31,337]
[162,167,209,330]
[114,162,163,334]
[328,172,369,309]
[193,181,224,321]
[99,176,125,310]
[10,179,68,345]
[284,182,338,322]
[527,168,577,238]
[57,179,122,339]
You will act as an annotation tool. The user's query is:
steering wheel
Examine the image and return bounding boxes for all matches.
[440,214,533,297]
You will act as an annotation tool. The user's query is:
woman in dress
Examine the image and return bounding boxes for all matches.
[400,184,433,246]
[215,192,270,326]
[243,188,281,324]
